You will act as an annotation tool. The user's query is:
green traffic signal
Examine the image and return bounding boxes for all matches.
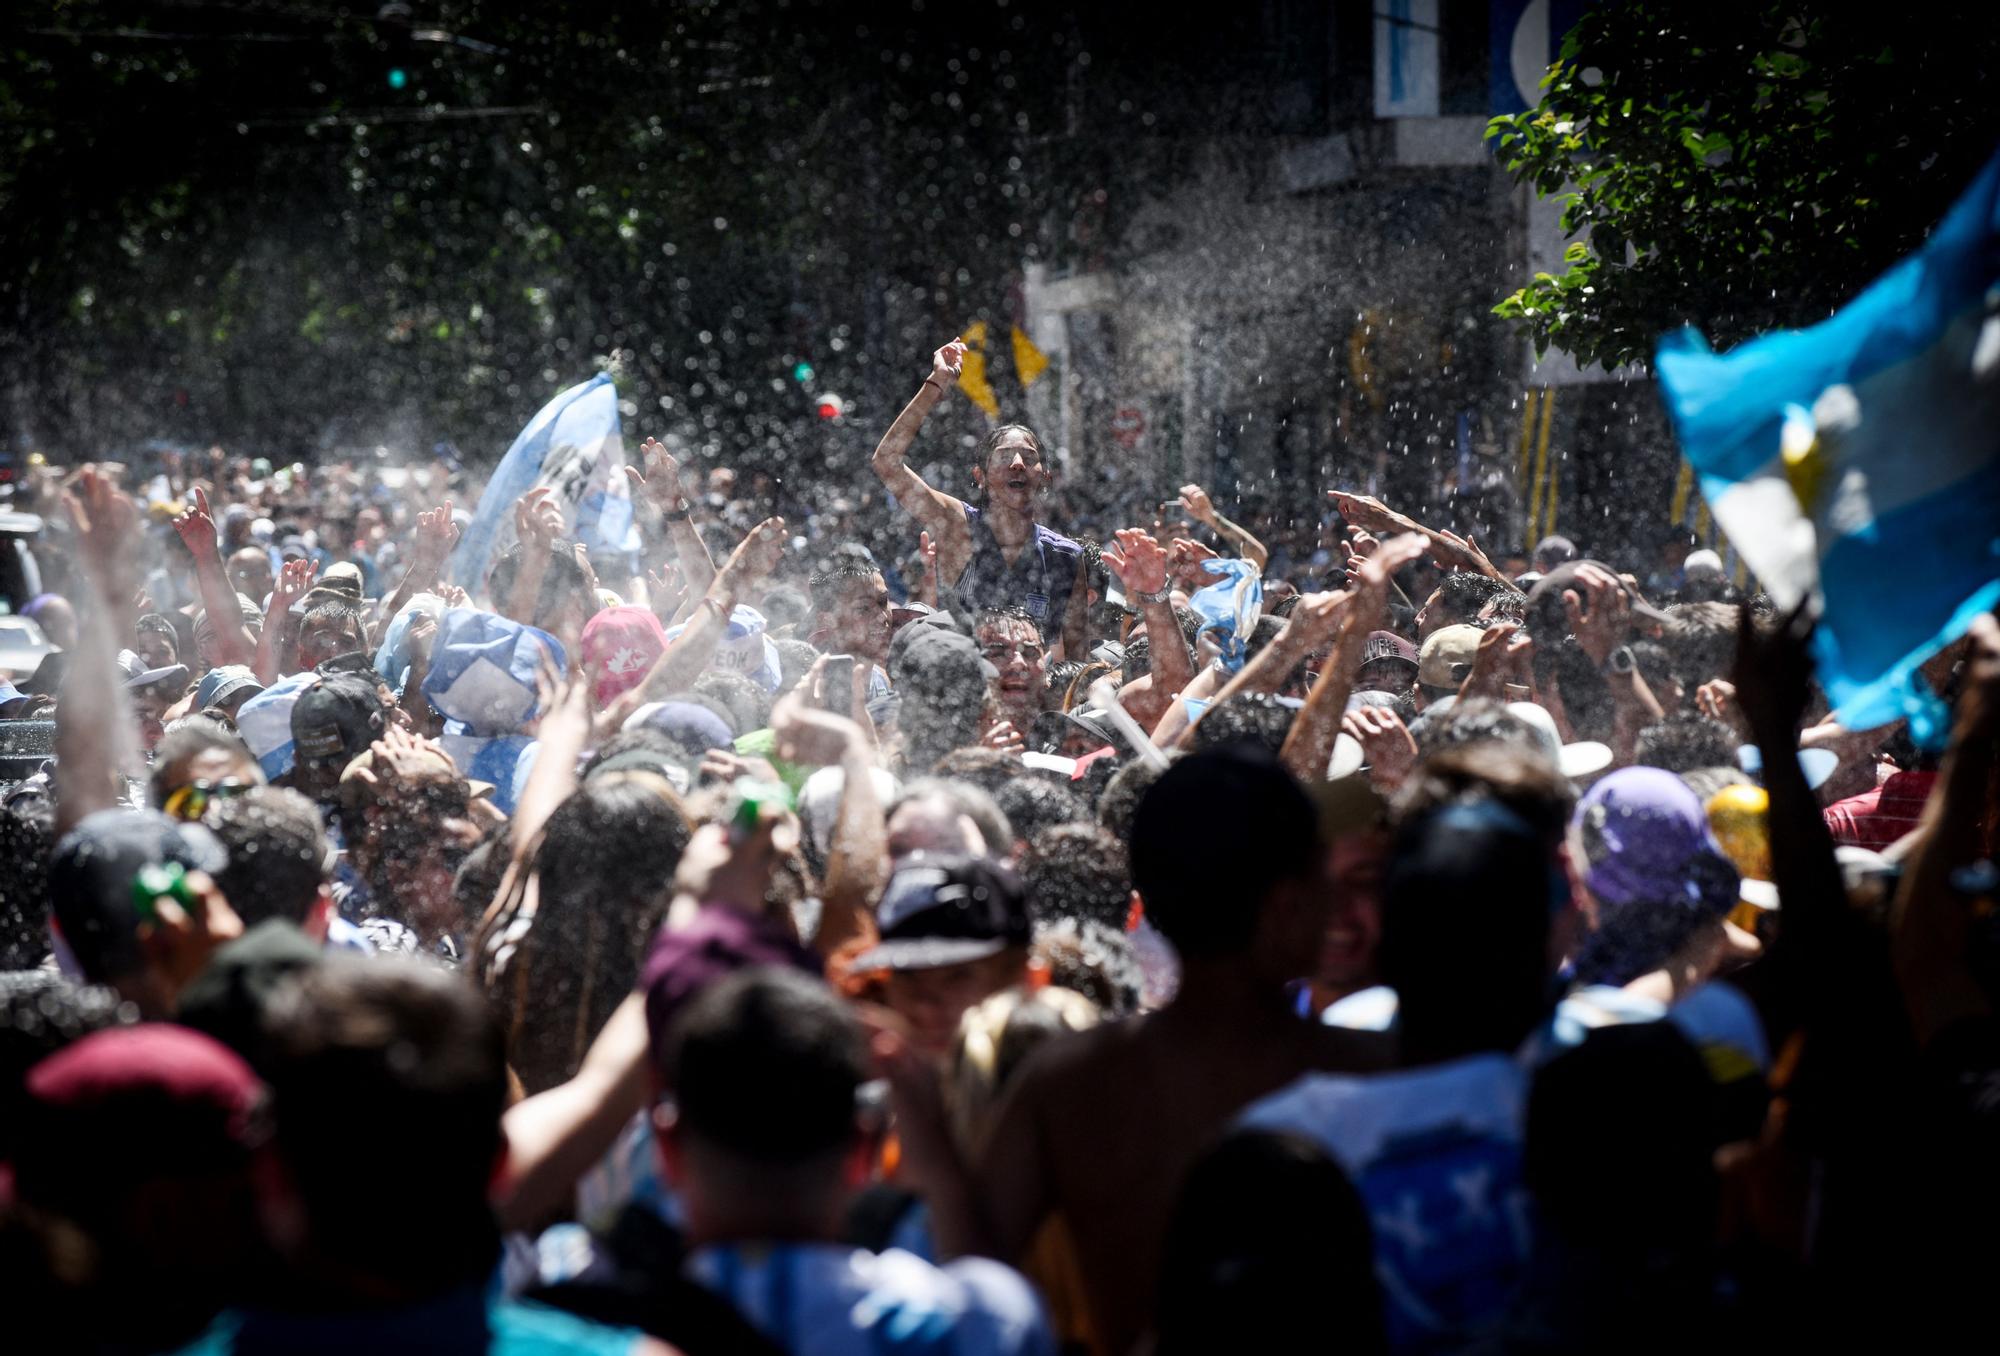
[387,67,409,90]
[792,361,814,383]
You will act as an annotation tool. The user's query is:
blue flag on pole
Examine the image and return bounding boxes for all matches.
[450,373,638,591]
[1655,146,2000,738]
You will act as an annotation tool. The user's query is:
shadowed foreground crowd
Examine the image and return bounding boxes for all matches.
[2,342,1996,1354]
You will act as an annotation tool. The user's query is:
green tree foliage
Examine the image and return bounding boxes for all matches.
[0,1,1090,463]
[1486,5,2000,372]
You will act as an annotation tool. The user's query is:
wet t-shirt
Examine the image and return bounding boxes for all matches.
[950,505,1082,640]
[1240,1053,1531,1353]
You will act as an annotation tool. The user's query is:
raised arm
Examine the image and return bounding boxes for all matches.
[596,517,789,734]
[871,341,972,556]
[1735,604,1852,1012]
[1282,533,1427,782]
[171,488,257,669]
[255,557,316,683]
[500,488,564,623]
[1178,483,1268,571]
[1328,489,1511,586]
[55,468,145,838]
[1103,529,1193,704]
[770,662,887,960]
[627,437,716,603]
[379,501,460,626]
[1890,615,1998,1048]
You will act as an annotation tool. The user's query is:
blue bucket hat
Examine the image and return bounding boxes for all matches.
[421,608,567,736]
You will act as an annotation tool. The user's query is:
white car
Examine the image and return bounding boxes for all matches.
[0,615,53,682]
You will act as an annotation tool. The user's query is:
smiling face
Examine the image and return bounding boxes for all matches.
[971,426,1048,514]
[1317,827,1388,997]
[825,571,893,665]
[975,614,1047,725]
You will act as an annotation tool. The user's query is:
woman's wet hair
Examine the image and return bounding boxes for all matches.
[490,776,692,1093]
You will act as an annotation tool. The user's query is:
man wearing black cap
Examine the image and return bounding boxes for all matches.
[854,852,1034,1060]
[129,660,191,750]
[887,614,998,774]
[897,745,1385,1356]
[285,671,390,809]
[47,807,231,1017]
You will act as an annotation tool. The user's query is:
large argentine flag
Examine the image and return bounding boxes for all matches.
[450,373,638,591]
[1656,147,2000,736]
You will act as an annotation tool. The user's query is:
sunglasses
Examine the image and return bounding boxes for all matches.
[162,777,254,822]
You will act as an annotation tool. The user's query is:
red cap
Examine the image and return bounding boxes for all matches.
[15,1025,266,1211]
[581,605,668,709]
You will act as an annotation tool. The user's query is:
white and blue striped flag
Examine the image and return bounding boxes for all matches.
[1656,146,2000,739]
[450,373,638,592]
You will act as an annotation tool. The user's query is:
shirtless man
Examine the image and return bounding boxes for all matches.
[891,745,1389,1355]
[870,340,1089,658]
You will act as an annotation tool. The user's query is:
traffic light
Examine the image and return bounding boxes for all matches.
[387,66,409,89]
[815,393,845,420]
[792,361,815,384]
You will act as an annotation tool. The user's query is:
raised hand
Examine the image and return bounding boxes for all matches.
[1353,532,1428,602]
[1327,489,1418,537]
[980,717,1026,754]
[136,869,245,1008]
[1168,536,1220,590]
[1102,527,1170,600]
[1342,706,1418,791]
[410,500,460,572]
[711,517,787,604]
[1561,562,1630,665]
[367,723,452,787]
[1732,599,1817,742]
[626,437,690,513]
[272,556,319,613]
[1281,589,1354,649]
[771,657,873,768]
[1177,483,1217,527]
[63,465,142,583]
[1459,622,1533,701]
[672,804,802,916]
[572,542,600,598]
[513,486,565,551]
[697,748,785,787]
[1435,527,1499,580]
[1695,677,1741,730]
[929,339,968,390]
[171,486,221,561]
[404,611,440,671]
[1337,526,1380,588]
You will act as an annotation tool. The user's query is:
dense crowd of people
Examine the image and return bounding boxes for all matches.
[0,338,1995,1354]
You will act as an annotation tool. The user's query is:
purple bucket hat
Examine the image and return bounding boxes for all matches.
[1572,766,1739,915]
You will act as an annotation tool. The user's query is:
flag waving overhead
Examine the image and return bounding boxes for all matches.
[1188,557,1265,673]
[450,373,638,590]
[1655,146,2000,737]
